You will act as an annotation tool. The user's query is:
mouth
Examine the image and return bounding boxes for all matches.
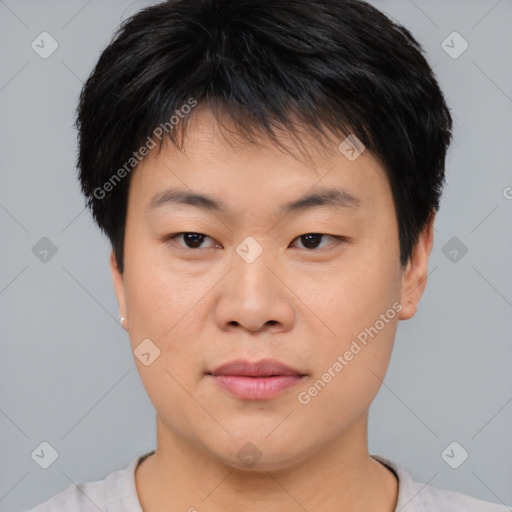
[206,359,307,400]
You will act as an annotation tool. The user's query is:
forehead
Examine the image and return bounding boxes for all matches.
[129,109,392,220]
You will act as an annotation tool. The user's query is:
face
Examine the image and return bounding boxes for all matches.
[111,108,433,470]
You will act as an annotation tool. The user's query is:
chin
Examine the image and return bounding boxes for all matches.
[202,433,309,473]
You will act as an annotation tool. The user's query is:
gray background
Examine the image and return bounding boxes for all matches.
[1,0,511,510]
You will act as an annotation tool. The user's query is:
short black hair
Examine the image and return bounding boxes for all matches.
[75,0,453,274]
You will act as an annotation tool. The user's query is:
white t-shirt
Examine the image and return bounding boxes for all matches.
[21,450,510,511]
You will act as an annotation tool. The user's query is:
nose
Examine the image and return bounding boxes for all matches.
[214,243,295,335]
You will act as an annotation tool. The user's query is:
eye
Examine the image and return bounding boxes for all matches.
[290,233,343,250]
[166,232,220,250]
[165,232,345,251]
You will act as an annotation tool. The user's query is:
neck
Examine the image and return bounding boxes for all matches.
[135,413,398,512]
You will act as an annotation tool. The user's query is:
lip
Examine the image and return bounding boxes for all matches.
[207,359,306,400]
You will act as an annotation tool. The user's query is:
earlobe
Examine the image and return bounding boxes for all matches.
[398,298,418,321]
[119,316,128,331]
[110,250,127,326]
[398,214,435,321]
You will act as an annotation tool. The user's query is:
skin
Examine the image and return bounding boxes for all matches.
[111,107,434,511]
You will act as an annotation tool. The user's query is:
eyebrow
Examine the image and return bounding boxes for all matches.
[146,186,363,216]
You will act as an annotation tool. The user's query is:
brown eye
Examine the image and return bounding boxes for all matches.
[167,232,218,249]
[291,233,338,250]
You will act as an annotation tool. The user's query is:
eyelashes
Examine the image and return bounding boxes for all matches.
[165,232,347,252]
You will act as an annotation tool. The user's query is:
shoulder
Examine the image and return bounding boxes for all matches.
[21,451,153,512]
[419,482,510,511]
[372,454,511,512]
[21,478,106,512]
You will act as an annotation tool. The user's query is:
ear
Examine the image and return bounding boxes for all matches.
[398,213,436,320]
[110,249,127,321]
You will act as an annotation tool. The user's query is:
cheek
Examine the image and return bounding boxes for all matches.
[311,251,400,336]
[123,240,201,338]
[295,296,399,435]
[123,253,213,392]
[303,247,401,386]
[123,266,207,421]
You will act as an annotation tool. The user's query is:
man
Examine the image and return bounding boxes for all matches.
[24,0,509,510]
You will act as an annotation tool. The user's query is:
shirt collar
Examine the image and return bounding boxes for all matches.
[371,454,430,512]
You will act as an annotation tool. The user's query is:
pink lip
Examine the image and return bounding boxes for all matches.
[207,359,306,400]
